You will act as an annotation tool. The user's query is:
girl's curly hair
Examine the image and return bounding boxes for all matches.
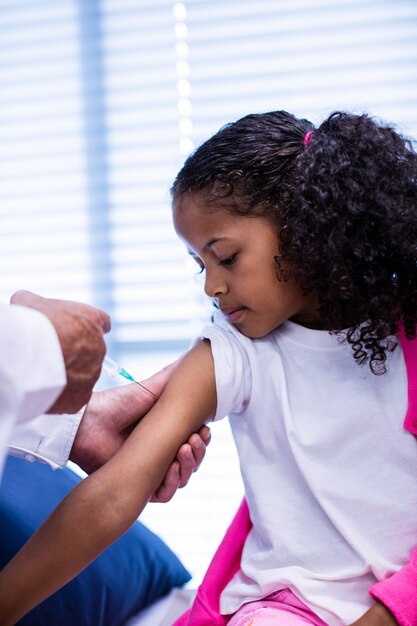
[171,110,417,373]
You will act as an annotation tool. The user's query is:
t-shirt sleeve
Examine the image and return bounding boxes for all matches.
[197,314,252,422]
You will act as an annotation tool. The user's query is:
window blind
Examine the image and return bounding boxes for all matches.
[185,0,417,141]
[1,0,416,584]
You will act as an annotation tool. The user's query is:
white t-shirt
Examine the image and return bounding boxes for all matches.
[200,312,417,625]
[0,304,78,476]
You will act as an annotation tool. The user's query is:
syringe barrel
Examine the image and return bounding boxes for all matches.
[102,355,120,377]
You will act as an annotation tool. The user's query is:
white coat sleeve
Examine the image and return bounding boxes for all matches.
[8,410,84,469]
[0,303,66,474]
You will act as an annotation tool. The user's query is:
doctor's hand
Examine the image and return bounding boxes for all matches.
[70,361,211,502]
[349,601,397,626]
[11,290,111,414]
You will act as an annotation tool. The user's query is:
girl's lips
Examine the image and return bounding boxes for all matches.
[223,307,246,323]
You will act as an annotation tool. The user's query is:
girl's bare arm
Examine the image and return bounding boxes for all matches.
[0,340,216,625]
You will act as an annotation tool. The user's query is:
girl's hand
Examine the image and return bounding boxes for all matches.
[349,602,398,626]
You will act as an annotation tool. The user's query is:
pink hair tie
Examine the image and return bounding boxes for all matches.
[303,130,314,147]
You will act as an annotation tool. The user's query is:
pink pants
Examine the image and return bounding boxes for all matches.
[227,589,329,626]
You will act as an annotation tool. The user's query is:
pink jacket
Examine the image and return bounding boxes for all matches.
[174,331,417,626]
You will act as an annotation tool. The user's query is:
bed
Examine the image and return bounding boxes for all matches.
[125,587,195,626]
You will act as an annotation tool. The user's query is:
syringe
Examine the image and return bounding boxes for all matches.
[102,355,158,399]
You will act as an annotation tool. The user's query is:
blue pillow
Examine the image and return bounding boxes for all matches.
[0,455,191,626]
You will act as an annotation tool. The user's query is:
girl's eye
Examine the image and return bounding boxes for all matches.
[197,264,205,274]
[220,254,237,267]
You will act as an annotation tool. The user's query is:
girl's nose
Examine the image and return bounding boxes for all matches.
[204,270,227,298]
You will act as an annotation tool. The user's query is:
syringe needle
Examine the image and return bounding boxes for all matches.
[102,355,158,399]
[134,380,158,399]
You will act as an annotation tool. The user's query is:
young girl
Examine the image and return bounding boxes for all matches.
[1,110,417,626]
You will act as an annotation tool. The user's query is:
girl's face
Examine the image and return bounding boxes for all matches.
[173,193,321,338]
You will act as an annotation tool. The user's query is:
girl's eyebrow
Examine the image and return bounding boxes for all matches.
[187,237,234,257]
[205,237,233,249]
